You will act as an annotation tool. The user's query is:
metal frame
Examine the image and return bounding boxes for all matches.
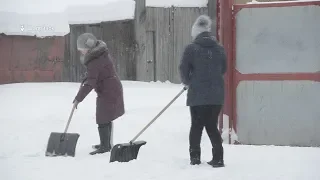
[231,1,320,139]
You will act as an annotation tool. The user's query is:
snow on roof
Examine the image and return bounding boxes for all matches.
[66,1,135,25]
[0,0,207,37]
[146,0,208,7]
[0,11,69,37]
[0,0,135,37]
[247,0,320,4]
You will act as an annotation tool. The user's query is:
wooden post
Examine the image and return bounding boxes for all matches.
[207,0,217,37]
[134,0,147,81]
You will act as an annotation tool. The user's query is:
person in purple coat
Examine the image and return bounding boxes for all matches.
[73,33,125,155]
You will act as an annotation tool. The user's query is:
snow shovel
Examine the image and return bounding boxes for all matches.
[45,104,80,157]
[109,86,188,163]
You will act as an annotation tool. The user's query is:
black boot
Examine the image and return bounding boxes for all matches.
[207,145,224,167]
[89,124,112,155]
[189,148,201,165]
[92,144,100,150]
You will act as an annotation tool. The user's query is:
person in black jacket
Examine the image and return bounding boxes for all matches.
[179,15,227,167]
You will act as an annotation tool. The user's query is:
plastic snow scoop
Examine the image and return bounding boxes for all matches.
[45,104,80,157]
[109,86,188,163]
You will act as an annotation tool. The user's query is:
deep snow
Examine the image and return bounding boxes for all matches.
[0,81,320,180]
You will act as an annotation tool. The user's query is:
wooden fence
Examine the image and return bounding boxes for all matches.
[63,19,136,82]
[135,0,216,83]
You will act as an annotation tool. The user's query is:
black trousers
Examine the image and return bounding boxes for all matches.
[189,105,222,152]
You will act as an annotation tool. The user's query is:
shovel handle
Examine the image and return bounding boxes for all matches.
[130,86,188,144]
[61,104,77,140]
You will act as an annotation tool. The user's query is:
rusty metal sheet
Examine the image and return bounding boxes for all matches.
[11,70,55,83]
[0,35,12,70]
[53,67,62,82]
[0,70,12,84]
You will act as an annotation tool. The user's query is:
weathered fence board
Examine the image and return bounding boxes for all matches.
[172,7,208,83]
[101,20,136,80]
[137,5,210,83]
[146,7,172,82]
[66,20,135,82]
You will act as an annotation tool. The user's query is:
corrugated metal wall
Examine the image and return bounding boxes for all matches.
[64,19,136,82]
[0,34,64,84]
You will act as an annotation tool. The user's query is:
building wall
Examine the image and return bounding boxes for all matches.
[134,0,216,83]
[0,34,64,84]
[65,19,136,82]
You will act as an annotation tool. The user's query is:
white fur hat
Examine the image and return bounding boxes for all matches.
[191,15,212,40]
[77,33,98,50]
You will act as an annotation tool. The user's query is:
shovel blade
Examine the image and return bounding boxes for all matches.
[109,140,146,163]
[45,132,80,157]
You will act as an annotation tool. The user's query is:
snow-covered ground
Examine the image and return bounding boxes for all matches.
[0,81,319,180]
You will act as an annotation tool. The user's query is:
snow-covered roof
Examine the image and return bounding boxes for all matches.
[0,0,207,37]
[146,0,208,7]
[0,0,135,37]
[247,0,320,4]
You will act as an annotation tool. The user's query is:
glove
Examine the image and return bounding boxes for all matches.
[73,99,79,109]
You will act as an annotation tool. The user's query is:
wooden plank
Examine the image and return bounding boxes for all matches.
[146,7,171,82]
[101,20,136,80]
[172,7,208,83]
[69,24,86,82]
[134,0,147,81]
[62,33,71,81]
[145,31,156,81]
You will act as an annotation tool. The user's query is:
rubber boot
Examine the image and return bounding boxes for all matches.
[92,144,100,150]
[207,145,224,167]
[89,124,112,155]
[189,148,201,165]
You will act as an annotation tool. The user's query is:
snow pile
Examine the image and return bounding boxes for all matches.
[1,81,320,180]
[146,0,208,7]
[221,114,239,144]
[0,0,135,37]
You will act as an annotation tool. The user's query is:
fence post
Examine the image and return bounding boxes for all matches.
[134,0,147,81]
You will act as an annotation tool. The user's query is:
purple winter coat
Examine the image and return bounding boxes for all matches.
[75,40,125,124]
